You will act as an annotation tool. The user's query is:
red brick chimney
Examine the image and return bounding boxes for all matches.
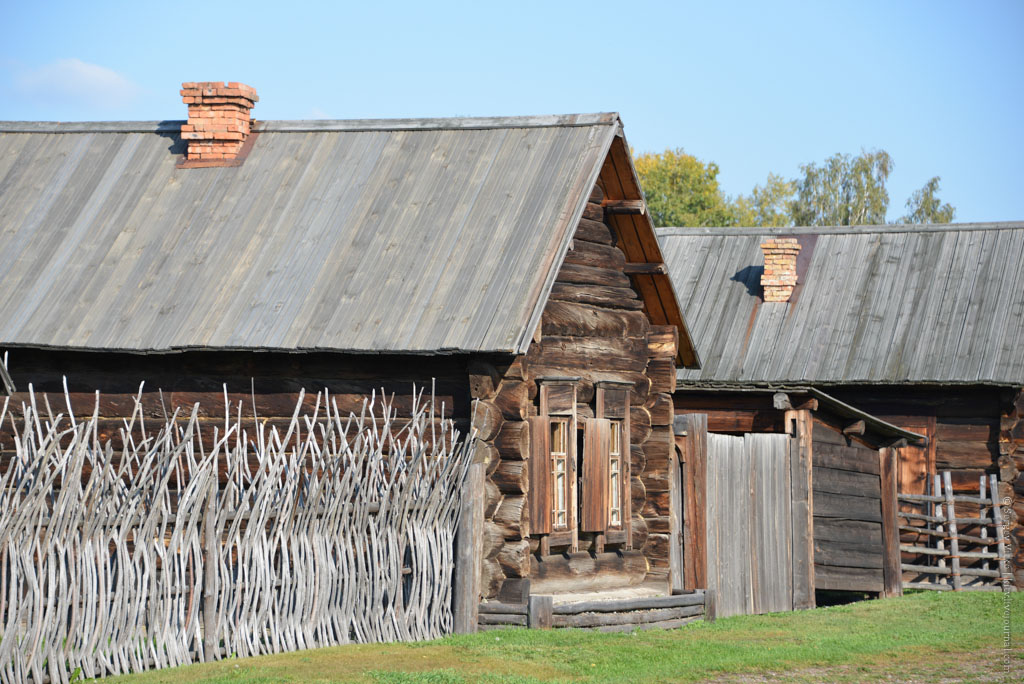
[760,238,801,302]
[180,82,258,162]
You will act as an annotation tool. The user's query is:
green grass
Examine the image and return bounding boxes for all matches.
[107,591,1022,684]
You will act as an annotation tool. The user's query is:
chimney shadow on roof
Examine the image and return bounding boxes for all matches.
[731,265,763,297]
[156,122,186,155]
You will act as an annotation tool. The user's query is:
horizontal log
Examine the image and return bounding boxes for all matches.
[813,518,883,546]
[582,201,604,222]
[493,380,530,421]
[484,479,502,518]
[497,539,531,578]
[647,326,678,361]
[631,513,649,550]
[644,533,671,562]
[529,551,647,594]
[481,558,505,599]
[814,563,884,592]
[642,490,671,519]
[541,301,650,339]
[935,420,998,442]
[482,521,505,559]
[478,612,527,626]
[478,601,527,615]
[814,539,883,569]
[549,283,644,311]
[589,184,604,203]
[471,400,504,442]
[678,408,785,435]
[528,336,649,375]
[28,387,459,421]
[645,393,673,427]
[813,491,882,522]
[551,591,704,614]
[493,459,529,494]
[468,360,501,400]
[556,262,630,289]
[477,440,500,471]
[623,262,667,275]
[812,443,880,475]
[602,199,645,215]
[552,604,702,628]
[495,421,529,461]
[935,441,998,469]
[563,240,626,271]
[493,495,530,540]
[630,445,647,474]
[630,406,652,445]
[647,359,676,394]
[574,217,614,245]
[813,466,881,499]
[645,515,670,535]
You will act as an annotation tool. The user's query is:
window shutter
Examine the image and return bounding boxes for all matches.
[527,415,553,534]
[580,417,611,532]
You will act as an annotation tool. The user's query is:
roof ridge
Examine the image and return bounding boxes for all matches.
[0,113,620,135]
[656,222,1024,237]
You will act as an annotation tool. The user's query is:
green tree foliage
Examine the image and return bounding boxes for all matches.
[732,173,796,227]
[902,176,956,224]
[633,147,956,228]
[633,148,735,227]
[789,150,893,226]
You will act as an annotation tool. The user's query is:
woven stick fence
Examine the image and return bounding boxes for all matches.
[0,384,474,683]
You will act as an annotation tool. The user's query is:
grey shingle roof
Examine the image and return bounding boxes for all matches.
[658,223,1024,386]
[0,114,617,354]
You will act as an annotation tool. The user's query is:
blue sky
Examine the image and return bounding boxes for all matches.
[2,1,1021,222]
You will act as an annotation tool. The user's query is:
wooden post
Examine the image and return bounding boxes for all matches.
[785,409,815,609]
[878,447,902,597]
[703,588,716,622]
[454,462,486,634]
[527,595,553,629]
[989,474,1010,586]
[201,477,218,661]
[674,414,707,591]
[943,471,963,591]
[933,474,948,585]
[668,447,683,594]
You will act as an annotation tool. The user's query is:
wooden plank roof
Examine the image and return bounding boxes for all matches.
[0,113,660,357]
[659,223,1024,386]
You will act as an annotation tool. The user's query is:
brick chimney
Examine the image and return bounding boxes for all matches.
[180,82,258,162]
[760,238,801,302]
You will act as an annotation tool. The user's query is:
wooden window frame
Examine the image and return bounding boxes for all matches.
[531,378,579,553]
[596,382,632,549]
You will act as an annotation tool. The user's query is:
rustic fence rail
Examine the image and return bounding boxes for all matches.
[0,384,474,683]
[896,471,1011,592]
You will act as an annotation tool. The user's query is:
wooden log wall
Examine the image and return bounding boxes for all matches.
[829,386,1024,589]
[811,421,888,593]
[470,183,677,598]
[1,349,473,479]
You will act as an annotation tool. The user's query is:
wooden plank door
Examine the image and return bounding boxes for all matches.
[705,432,795,617]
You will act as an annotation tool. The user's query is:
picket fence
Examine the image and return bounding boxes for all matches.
[0,385,474,683]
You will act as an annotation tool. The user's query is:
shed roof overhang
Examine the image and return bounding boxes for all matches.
[674,384,926,449]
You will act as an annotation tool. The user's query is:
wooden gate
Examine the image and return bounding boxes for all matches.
[897,471,1012,591]
[705,433,798,617]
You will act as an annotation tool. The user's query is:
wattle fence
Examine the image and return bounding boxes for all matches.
[0,386,474,683]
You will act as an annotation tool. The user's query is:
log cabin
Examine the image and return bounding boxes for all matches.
[660,223,1024,592]
[0,83,702,622]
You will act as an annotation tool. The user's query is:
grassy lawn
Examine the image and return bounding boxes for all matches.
[108,591,1022,684]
